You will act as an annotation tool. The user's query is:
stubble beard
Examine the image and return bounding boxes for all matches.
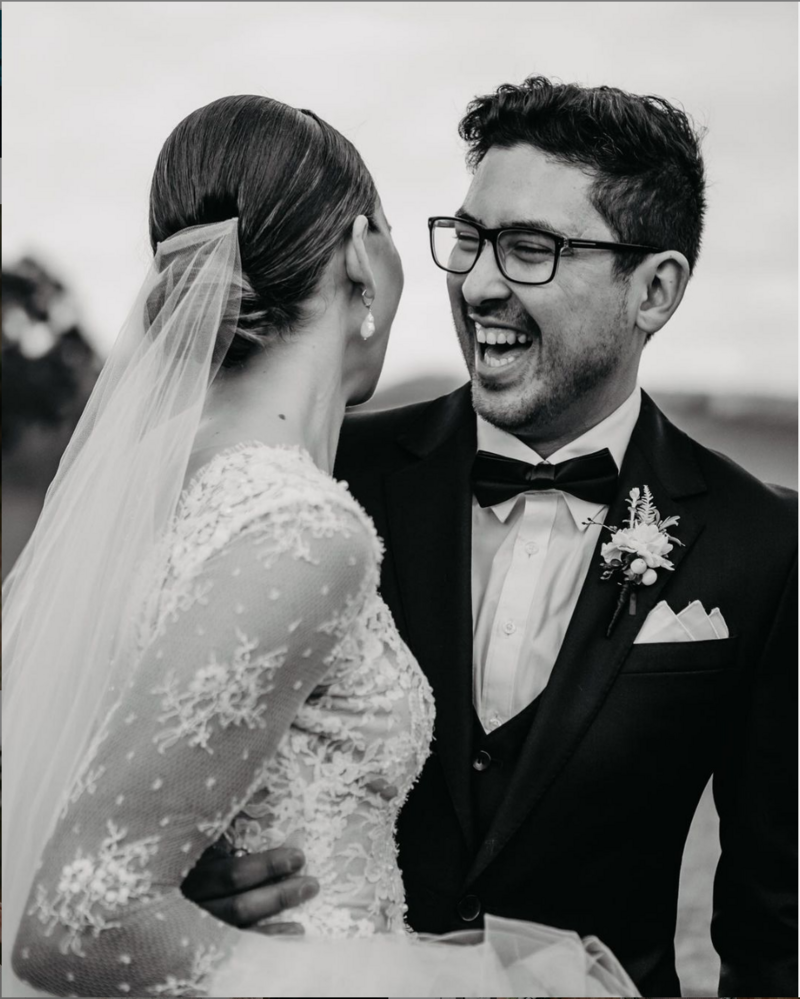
[456,297,630,437]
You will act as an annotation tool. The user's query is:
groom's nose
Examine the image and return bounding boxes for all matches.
[459,242,512,307]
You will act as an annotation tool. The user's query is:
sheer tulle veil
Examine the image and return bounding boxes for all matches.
[2,218,243,995]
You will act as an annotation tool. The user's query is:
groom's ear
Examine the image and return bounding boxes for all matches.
[632,250,691,338]
[344,215,377,302]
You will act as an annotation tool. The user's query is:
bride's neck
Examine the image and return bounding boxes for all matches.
[194,334,348,475]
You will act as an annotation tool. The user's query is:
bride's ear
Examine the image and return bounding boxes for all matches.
[344,215,377,304]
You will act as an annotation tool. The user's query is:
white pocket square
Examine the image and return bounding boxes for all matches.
[633,600,729,643]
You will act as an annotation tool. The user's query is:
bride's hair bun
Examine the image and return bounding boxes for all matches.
[148,95,378,367]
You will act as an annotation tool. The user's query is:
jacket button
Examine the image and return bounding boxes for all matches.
[472,750,492,771]
[457,894,482,921]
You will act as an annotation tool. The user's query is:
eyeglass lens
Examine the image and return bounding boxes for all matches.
[431,218,558,284]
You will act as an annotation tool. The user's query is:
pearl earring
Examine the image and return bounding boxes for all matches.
[360,289,376,340]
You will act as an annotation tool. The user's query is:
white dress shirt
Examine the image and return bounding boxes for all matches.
[472,386,642,732]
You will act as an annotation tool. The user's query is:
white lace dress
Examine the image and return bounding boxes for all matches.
[12,443,639,998]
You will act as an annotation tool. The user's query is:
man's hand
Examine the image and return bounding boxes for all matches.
[181,845,319,935]
[181,776,397,934]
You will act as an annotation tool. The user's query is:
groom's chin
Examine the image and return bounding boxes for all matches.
[470,378,540,433]
[471,376,516,421]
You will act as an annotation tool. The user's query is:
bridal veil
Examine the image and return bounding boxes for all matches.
[2,218,243,996]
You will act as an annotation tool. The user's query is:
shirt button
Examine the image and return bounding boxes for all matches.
[457,894,482,922]
[524,540,539,555]
[472,750,492,771]
[503,619,516,635]
[487,715,501,731]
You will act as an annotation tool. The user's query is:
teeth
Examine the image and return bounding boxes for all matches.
[485,353,520,368]
[474,320,532,363]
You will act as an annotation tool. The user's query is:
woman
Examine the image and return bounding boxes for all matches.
[4,95,639,997]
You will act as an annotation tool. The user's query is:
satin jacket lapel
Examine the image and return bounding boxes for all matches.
[384,385,477,854]
[464,392,708,886]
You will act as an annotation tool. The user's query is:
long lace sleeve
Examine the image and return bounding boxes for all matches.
[11,487,376,998]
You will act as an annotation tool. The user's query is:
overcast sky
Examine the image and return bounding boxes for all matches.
[3,1,797,399]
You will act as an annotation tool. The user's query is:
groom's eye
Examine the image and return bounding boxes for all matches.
[511,243,554,258]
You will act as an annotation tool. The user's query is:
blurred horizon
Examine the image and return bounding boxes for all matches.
[3,1,798,402]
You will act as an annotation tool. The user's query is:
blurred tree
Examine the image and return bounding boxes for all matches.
[3,257,101,478]
[2,257,102,578]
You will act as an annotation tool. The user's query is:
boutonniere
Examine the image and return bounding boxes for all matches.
[586,485,683,637]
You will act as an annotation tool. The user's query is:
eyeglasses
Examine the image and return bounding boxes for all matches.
[428,216,662,286]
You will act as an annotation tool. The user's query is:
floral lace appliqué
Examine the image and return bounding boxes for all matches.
[152,629,287,754]
[30,821,161,957]
[224,585,436,939]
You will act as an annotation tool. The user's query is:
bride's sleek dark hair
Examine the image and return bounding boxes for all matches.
[149,95,378,367]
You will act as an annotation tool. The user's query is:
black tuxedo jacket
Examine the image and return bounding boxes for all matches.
[333,385,797,997]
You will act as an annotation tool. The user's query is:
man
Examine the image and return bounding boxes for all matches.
[182,77,797,996]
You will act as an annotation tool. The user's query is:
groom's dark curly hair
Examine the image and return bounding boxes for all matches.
[458,75,707,279]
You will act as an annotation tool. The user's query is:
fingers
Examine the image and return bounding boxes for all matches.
[249,920,306,937]
[199,875,320,928]
[364,774,399,801]
[181,846,306,903]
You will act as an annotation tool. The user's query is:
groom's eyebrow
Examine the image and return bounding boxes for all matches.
[455,207,568,238]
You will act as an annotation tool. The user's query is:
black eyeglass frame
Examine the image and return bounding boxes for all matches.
[428,215,663,286]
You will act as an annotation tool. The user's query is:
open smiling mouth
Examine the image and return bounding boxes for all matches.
[473,321,535,370]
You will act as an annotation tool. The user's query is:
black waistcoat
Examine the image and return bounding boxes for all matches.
[470,695,542,843]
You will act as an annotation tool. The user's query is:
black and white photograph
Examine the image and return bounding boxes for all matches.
[2,2,797,997]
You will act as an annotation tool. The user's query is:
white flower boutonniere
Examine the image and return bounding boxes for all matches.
[586,485,683,637]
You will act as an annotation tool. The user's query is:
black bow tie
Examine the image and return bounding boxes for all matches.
[471,448,619,508]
